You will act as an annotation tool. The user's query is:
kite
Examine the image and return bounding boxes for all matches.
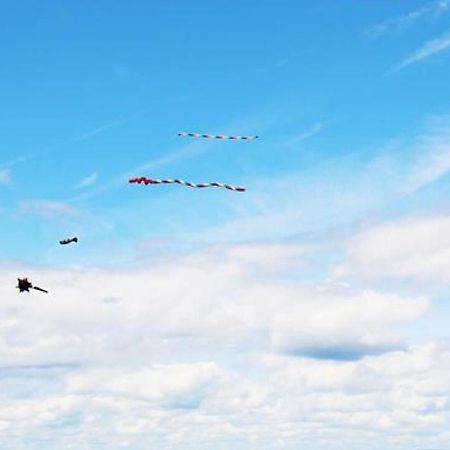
[16,278,48,294]
[59,237,78,245]
[129,177,246,192]
[178,132,258,141]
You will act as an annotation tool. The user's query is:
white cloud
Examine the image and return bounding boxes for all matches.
[270,288,427,359]
[0,242,446,448]
[0,342,450,449]
[66,362,220,407]
[395,29,450,70]
[254,342,450,445]
[0,242,428,367]
[334,214,450,282]
[75,172,98,189]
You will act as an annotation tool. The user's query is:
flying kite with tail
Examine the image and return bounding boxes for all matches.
[16,278,48,294]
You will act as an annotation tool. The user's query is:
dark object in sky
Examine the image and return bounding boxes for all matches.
[59,237,78,245]
[16,278,48,294]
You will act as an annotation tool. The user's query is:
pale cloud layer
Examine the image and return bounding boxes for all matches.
[0,243,427,366]
[0,240,444,449]
[2,342,447,450]
[335,214,450,283]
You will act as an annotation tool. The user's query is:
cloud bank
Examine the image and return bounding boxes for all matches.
[0,240,445,449]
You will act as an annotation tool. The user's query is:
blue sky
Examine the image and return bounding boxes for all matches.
[1,0,450,263]
[1,1,450,449]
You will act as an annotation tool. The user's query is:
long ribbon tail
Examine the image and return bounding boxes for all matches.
[33,286,48,293]
[178,131,258,140]
[129,177,245,192]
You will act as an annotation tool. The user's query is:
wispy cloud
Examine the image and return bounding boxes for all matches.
[283,122,326,147]
[187,114,450,244]
[394,30,450,70]
[4,115,138,171]
[75,172,98,189]
[0,169,10,184]
[67,138,212,202]
[350,115,450,196]
[66,118,130,145]
[367,0,450,38]
[390,115,450,193]
[19,200,80,217]
[0,155,29,171]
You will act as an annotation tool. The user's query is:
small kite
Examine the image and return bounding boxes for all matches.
[129,177,246,192]
[16,278,48,294]
[59,237,78,245]
[178,132,258,141]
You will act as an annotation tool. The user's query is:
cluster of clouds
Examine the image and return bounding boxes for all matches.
[2,342,450,450]
[1,222,449,448]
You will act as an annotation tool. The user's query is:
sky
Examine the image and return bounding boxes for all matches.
[1,0,450,448]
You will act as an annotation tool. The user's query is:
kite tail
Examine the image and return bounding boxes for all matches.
[33,286,48,294]
[178,132,258,140]
[129,177,246,192]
